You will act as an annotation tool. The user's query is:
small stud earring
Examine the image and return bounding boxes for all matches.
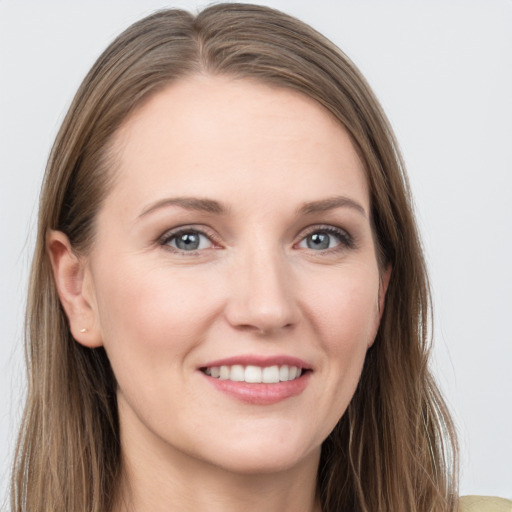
[79,328,87,333]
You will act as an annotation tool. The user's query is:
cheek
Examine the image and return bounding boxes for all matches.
[91,260,223,370]
[304,265,380,350]
[301,264,380,421]
[90,261,229,433]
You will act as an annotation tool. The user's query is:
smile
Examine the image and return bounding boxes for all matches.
[202,364,303,383]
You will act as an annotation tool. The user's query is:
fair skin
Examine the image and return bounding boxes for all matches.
[49,76,390,512]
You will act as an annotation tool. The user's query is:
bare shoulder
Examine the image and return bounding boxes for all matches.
[460,496,512,512]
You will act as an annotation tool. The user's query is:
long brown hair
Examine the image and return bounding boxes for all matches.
[12,4,458,511]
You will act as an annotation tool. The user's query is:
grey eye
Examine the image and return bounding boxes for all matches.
[307,232,329,250]
[167,231,213,251]
[298,230,342,250]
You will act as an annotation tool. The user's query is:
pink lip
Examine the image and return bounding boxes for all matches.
[198,354,312,406]
[200,354,312,370]
[202,372,311,405]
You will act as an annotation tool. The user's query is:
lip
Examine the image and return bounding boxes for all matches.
[199,354,312,405]
[200,354,312,370]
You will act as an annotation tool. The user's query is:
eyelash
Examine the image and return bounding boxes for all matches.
[298,225,355,252]
[158,226,220,254]
[158,224,354,254]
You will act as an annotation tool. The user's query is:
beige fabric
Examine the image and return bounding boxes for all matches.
[460,496,512,512]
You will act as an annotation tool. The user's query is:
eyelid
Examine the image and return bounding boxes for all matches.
[158,225,222,252]
[295,224,355,250]
[156,223,355,254]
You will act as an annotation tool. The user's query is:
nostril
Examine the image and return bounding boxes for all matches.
[256,323,294,336]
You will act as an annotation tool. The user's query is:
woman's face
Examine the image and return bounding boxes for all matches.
[80,76,388,475]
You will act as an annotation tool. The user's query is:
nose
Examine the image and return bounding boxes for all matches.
[224,246,300,335]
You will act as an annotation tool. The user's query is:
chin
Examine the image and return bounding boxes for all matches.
[212,447,320,476]
[194,428,323,476]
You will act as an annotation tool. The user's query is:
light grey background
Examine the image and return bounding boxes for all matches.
[1,0,511,504]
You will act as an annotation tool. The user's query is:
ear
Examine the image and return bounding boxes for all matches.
[46,230,103,348]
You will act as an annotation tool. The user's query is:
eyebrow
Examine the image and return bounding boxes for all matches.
[138,194,366,219]
[139,197,226,218]
[297,196,367,217]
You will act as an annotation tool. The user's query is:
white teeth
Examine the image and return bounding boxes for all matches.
[219,365,230,380]
[230,364,245,381]
[204,364,303,383]
[279,365,289,381]
[245,365,262,383]
[262,365,280,383]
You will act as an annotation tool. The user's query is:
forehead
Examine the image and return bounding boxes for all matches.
[107,75,368,216]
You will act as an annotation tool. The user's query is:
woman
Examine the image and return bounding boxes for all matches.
[10,3,500,512]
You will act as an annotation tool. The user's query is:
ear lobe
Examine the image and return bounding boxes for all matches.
[46,230,103,348]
